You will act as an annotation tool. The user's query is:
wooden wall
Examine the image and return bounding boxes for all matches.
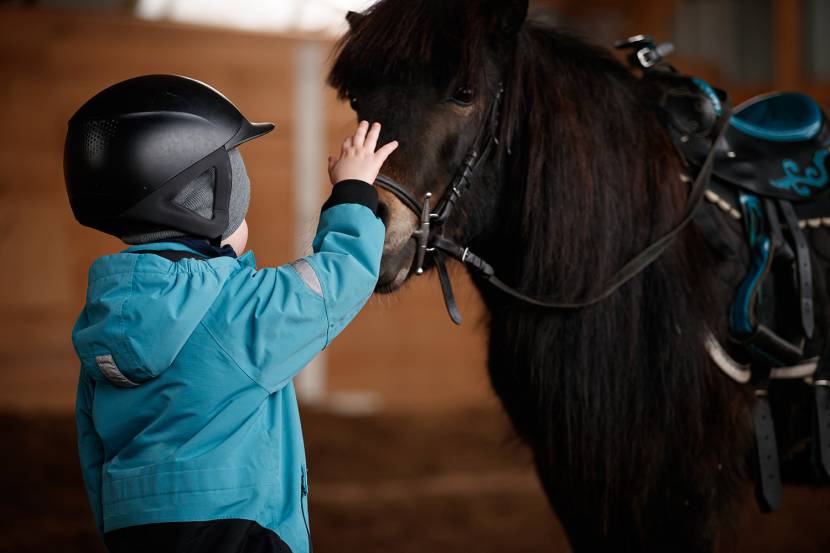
[538,0,830,107]
[0,8,492,413]
[1,2,826,414]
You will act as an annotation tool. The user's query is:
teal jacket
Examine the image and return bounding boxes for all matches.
[73,196,384,553]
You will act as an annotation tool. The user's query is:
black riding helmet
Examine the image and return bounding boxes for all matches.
[64,75,274,242]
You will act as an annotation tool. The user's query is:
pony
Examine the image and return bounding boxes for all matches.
[328,0,828,550]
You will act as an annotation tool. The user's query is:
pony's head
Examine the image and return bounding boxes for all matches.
[329,0,528,290]
[330,0,687,309]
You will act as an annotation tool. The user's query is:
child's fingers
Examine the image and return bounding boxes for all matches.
[352,120,369,147]
[373,140,399,164]
[327,155,337,173]
[364,122,382,152]
[341,136,353,156]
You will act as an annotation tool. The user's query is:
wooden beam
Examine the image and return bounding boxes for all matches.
[773,0,802,90]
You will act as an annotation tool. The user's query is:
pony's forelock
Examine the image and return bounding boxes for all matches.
[329,0,498,97]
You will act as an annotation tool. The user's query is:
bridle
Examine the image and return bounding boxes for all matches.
[374,83,504,323]
[374,39,730,324]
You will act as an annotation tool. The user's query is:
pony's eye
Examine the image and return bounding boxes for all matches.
[349,96,359,111]
[450,86,474,107]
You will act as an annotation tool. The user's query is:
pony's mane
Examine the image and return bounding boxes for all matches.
[498,24,690,299]
[488,23,740,524]
[498,22,745,520]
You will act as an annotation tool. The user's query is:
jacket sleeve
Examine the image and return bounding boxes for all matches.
[206,181,385,393]
[76,374,105,536]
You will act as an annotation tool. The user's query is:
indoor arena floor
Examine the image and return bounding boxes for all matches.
[1,408,829,553]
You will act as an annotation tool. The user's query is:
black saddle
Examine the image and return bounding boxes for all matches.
[712,92,830,205]
[693,92,830,362]
[699,92,830,512]
[616,33,830,512]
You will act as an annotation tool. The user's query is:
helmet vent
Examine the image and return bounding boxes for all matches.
[173,167,216,220]
[83,119,119,160]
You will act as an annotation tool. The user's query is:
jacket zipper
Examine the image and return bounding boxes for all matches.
[301,465,312,553]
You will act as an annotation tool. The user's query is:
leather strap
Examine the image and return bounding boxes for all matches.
[377,71,731,313]
[375,175,421,214]
[435,252,463,325]
[752,389,783,512]
[815,381,830,479]
[814,341,830,479]
[736,325,804,367]
[746,356,781,513]
[427,122,721,310]
[764,198,794,266]
[778,200,815,338]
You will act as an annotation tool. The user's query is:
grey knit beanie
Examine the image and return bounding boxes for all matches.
[122,148,250,245]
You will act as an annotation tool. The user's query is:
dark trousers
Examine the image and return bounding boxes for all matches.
[104,519,293,553]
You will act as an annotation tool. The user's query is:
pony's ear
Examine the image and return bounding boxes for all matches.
[346,10,365,29]
[483,0,528,39]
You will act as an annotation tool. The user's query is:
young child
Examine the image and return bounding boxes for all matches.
[65,75,397,553]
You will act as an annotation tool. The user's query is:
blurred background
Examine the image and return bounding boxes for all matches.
[0,0,829,551]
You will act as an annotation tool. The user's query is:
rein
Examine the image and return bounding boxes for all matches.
[374,46,730,324]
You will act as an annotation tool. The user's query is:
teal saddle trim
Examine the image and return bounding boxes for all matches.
[769,149,829,197]
[731,92,823,143]
[729,194,772,337]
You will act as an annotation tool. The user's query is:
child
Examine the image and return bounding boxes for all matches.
[65,75,397,553]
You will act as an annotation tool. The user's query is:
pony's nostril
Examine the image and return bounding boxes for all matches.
[377,201,390,227]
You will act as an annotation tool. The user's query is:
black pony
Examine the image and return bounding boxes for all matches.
[329,1,829,550]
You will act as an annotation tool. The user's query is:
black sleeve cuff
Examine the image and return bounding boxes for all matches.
[321,180,379,215]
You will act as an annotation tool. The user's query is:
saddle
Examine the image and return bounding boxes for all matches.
[618,35,830,513]
[707,93,830,363]
[705,94,830,514]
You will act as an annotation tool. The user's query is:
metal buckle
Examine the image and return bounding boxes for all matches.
[412,192,433,275]
[636,47,661,68]
[614,34,675,70]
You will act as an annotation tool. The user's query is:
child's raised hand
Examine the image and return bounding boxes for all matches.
[328,121,398,186]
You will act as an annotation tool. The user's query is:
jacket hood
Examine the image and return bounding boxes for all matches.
[72,245,241,387]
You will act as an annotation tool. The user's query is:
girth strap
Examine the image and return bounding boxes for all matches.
[753,388,783,512]
[778,200,815,338]
[746,356,782,512]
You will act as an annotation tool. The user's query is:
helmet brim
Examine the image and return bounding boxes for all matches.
[228,120,276,149]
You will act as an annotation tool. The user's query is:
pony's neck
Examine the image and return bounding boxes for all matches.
[468,26,694,309]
